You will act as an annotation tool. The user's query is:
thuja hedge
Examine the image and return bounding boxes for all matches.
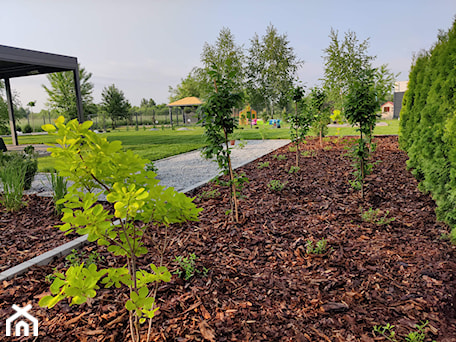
[399,18,456,240]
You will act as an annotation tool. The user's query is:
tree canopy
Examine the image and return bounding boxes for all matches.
[42,66,96,120]
[100,84,131,128]
[246,24,303,117]
[322,28,396,117]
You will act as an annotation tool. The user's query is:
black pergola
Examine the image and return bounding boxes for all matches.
[0,45,84,145]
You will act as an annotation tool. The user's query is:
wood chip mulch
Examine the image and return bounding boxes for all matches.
[1,136,455,341]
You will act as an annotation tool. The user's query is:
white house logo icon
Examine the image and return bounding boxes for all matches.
[5,304,38,337]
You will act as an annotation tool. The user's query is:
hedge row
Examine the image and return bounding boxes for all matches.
[399,18,456,239]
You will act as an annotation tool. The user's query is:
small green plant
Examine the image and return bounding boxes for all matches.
[257,161,270,169]
[174,253,208,281]
[0,156,26,211]
[23,124,32,133]
[268,179,286,192]
[145,161,158,173]
[273,154,287,161]
[49,172,68,214]
[306,239,328,254]
[361,207,396,225]
[373,321,435,342]
[301,150,317,158]
[198,188,221,200]
[65,248,104,268]
[288,145,297,152]
[288,165,301,174]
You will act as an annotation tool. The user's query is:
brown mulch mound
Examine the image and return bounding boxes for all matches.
[1,136,455,341]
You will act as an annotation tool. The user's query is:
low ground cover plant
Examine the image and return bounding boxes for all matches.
[361,207,396,225]
[257,161,270,169]
[174,253,208,281]
[306,238,328,254]
[38,117,201,342]
[268,179,286,192]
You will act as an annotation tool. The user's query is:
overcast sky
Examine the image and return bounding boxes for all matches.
[2,0,456,111]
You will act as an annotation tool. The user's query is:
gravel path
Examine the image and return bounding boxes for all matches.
[24,139,290,196]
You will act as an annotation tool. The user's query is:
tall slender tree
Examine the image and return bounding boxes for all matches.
[246,24,303,117]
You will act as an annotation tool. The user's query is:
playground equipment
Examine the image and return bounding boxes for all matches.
[239,105,257,125]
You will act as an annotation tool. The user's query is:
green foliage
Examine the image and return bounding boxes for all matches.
[49,172,68,214]
[65,248,103,268]
[0,154,26,211]
[246,24,303,116]
[257,161,270,169]
[268,179,286,192]
[361,207,396,225]
[399,19,456,240]
[100,84,131,128]
[288,165,300,174]
[309,87,331,144]
[344,68,380,200]
[38,117,201,342]
[322,28,395,118]
[0,147,37,191]
[42,66,96,120]
[373,321,435,342]
[198,188,221,200]
[273,154,287,161]
[301,150,317,158]
[174,253,207,281]
[23,123,32,133]
[199,62,244,222]
[289,86,314,167]
[306,239,328,254]
[145,161,158,173]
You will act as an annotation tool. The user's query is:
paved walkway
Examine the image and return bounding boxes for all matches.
[23,140,291,196]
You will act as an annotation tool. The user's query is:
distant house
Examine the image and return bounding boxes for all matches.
[380,101,394,120]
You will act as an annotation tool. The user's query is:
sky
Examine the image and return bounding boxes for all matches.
[2,0,456,112]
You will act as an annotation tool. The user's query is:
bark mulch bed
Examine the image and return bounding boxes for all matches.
[0,195,78,273]
[1,136,456,341]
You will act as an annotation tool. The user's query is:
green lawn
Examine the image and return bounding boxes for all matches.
[3,120,400,171]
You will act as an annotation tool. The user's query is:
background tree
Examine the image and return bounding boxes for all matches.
[200,27,245,92]
[168,68,205,102]
[322,28,396,118]
[100,84,131,128]
[246,24,303,118]
[139,98,156,123]
[43,66,96,120]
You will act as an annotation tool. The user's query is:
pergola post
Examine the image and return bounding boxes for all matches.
[5,78,18,146]
[72,66,84,123]
[182,106,185,125]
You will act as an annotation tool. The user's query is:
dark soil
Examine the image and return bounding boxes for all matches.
[1,136,455,341]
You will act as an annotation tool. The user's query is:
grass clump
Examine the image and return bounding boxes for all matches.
[0,157,26,211]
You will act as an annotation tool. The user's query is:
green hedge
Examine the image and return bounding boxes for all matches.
[399,18,456,239]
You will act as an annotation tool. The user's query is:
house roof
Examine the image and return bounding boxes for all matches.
[167,96,202,107]
[381,101,394,107]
